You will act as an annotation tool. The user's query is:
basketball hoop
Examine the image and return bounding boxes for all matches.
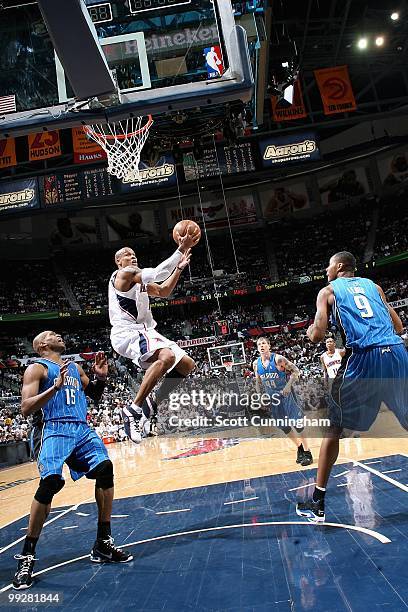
[223,361,233,373]
[83,115,153,183]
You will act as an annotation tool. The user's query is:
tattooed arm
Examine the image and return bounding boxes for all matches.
[275,354,300,397]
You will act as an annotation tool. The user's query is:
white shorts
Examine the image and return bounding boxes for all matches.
[110,326,186,371]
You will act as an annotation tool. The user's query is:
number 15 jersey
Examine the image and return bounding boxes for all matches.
[34,358,88,423]
[331,277,403,350]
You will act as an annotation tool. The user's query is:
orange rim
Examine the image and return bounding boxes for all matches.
[84,115,153,141]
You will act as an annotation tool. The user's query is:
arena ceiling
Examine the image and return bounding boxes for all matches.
[262,0,408,133]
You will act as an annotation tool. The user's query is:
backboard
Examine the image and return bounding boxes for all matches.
[0,0,253,138]
[207,342,246,370]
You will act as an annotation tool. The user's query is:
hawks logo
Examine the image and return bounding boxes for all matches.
[165,438,242,460]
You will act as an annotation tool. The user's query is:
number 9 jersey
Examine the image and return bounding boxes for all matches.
[35,358,88,423]
[330,277,403,349]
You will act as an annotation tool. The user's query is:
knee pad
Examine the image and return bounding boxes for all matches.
[90,460,114,490]
[34,475,65,505]
[294,426,304,434]
[280,426,292,435]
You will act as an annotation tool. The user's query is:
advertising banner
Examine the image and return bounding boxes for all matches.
[0,178,40,214]
[259,131,320,167]
[118,155,177,191]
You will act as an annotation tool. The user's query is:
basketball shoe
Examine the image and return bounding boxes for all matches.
[296,499,325,522]
[90,537,133,563]
[13,553,37,589]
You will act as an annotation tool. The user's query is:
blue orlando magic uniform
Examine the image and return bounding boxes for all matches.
[32,359,108,481]
[256,354,304,426]
[330,277,408,431]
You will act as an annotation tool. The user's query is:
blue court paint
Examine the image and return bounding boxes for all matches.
[0,455,407,611]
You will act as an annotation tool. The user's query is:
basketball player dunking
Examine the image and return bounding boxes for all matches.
[109,228,199,442]
[320,337,345,385]
[297,251,408,522]
[253,337,313,466]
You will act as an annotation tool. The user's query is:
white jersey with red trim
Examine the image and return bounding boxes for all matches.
[321,349,343,379]
[108,269,156,330]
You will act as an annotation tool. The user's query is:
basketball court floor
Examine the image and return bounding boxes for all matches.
[1,414,407,611]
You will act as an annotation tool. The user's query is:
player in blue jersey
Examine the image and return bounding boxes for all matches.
[297,251,407,522]
[253,337,313,466]
[12,331,132,590]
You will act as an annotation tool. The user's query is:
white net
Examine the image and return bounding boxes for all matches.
[83,116,153,183]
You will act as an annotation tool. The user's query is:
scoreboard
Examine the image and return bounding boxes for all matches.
[43,168,114,205]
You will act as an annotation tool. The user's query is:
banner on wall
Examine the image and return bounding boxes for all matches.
[28,131,61,161]
[117,155,177,191]
[106,210,159,241]
[167,194,257,230]
[314,65,357,116]
[0,138,17,168]
[47,216,100,248]
[271,80,307,122]
[0,178,40,214]
[318,166,368,205]
[377,150,408,189]
[259,131,320,167]
[72,127,107,164]
[260,181,310,219]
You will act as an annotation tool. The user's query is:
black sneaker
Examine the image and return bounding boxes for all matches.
[90,537,133,563]
[13,554,36,590]
[296,446,304,464]
[296,498,325,522]
[301,450,313,466]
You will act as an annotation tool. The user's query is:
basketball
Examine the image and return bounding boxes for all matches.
[172,220,201,246]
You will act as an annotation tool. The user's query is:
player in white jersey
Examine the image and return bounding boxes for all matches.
[109,228,199,443]
[320,338,345,382]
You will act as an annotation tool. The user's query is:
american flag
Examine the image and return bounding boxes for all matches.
[0,95,16,114]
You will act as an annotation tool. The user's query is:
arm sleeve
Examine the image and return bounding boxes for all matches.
[141,249,183,284]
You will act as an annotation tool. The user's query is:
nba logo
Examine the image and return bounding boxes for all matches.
[204,46,224,79]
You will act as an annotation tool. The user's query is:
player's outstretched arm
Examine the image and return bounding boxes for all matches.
[376,284,404,335]
[147,249,191,298]
[307,287,331,343]
[21,362,68,417]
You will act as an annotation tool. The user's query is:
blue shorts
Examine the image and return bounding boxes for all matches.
[330,343,408,431]
[32,421,109,481]
[270,391,304,425]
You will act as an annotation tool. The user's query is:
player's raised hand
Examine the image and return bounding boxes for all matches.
[94,351,108,381]
[177,248,191,271]
[54,361,69,390]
